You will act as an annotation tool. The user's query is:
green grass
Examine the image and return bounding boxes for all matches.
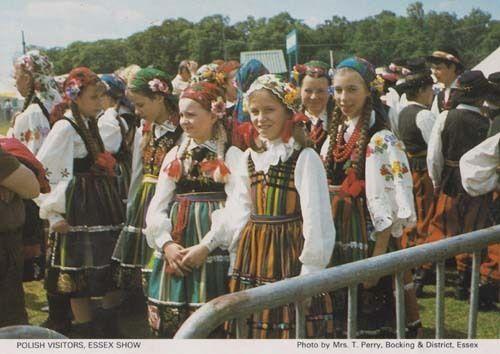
[23,279,499,339]
[0,119,10,135]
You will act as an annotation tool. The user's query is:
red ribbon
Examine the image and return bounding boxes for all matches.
[199,158,230,177]
[340,168,365,198]
[165,158,182,180]
[95,152,116,176]
[281,113,309,143]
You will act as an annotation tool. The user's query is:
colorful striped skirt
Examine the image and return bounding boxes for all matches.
[328,186,421,338]
[229,214,334,339]
[45,173,124,297]
[111,174,158,291]
[146,192,229,337]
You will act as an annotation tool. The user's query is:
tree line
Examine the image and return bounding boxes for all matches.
[41,2,500,75]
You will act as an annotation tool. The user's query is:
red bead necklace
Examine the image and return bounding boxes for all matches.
[332,119,363,162]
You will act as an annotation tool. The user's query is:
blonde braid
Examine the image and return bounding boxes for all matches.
[215,120,228,160]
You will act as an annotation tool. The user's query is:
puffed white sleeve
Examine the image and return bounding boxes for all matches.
[126,126,143,211]
[144,146,178,251]
[35,120,75,227]
[295,148,335,275]
[200,146,252,253]
[415,109,436,144]
[365,130,416,239]
[427,110,448,188]
[98,109,124,154]
[460,133,500,196]
[12,108,50,155]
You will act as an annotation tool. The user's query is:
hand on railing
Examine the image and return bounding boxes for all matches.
[180,244,210,269]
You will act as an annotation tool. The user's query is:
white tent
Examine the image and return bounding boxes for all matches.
[473,46,500,77]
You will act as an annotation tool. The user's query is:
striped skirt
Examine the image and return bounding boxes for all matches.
[146,192,229,337]
[329,187,420,337]
[115,157,132,205]
[229,214,334,339]
[111,174,158,291]
[45,173,124,297]
[428,191,493,272]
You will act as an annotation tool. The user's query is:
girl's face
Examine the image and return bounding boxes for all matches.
[74,83,103,118]
[300,75,329,116]
[128,91,163,123]
[179,98,217,143]
[14,66,33,98]
[224,69,239,103]
[248,89,290,141]
[333,70,370,119]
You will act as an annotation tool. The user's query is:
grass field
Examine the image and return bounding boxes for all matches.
[23,276,499,339]
[0,119,10,135]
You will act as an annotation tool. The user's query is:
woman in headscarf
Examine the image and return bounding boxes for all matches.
[321,57,420,337]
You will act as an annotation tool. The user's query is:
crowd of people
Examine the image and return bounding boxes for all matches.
[0,45,498,339]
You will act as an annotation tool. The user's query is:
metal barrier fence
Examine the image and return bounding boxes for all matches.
[175,225,500,339]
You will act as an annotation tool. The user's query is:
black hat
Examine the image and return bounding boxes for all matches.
[426,47,463,70]
[395,58,434,93]
[453,70,491,105]
[486,72,500,102]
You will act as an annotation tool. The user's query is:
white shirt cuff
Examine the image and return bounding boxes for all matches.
[300,263,324,276]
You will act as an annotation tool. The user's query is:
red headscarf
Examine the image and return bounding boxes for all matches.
[180,82,224,111]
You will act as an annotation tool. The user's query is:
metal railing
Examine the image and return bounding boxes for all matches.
[175,225,500,339]
[0,325,67,339]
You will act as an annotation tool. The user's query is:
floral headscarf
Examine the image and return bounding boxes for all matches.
[128,67,172,95]
[244,74,301,112]
[293,60,330,83]
[190,63,226,87]
[14,50,62,111]
[336,56,376,86]
[181,82,226,118]
[63,67,100,101]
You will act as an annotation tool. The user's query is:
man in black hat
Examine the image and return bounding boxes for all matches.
[397,58,437,296]
[427,70,493,300]
[426,47,464,117]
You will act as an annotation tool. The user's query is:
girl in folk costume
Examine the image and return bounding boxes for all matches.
[197,74,336,339]
[144,81,239,337]
[231,59,269,149]
[460,130,499,310]
[396,59,437,296]
[294,60,334,153]
[321,57,420,337]
[36,67,125,338]
[11,50,61,154]
[427,71,493,300]
[10,50,66,332]
[98,74,137,203]
[111,68,183,293]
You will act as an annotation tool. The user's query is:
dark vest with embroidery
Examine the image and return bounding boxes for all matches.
[142,125,182,176]
[176,145,227,194]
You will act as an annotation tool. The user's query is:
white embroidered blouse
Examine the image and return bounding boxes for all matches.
[460,133,500,196]
[320,111,416,239]
[35,111,92,227]
[10,103,51,155]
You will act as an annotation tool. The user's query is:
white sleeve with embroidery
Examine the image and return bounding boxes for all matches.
[201,146,252,255]
[35,119,75,227]
[144,146,178,251]
[126,126,144,211]
[365,130,416,239]
[415,109,436,144]
[460,133,500,196]
[12,105,51,155]
[295,148,335,275]
[98,109,124,154]
[427,110,448,188]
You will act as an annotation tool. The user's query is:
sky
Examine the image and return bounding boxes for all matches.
[1,0,499,85]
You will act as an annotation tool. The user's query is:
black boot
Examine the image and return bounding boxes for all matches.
[40,293,72,335]
[478,282,498,311]
[95,307,123,339]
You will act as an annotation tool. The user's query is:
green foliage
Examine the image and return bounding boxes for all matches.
[43,2,499,75]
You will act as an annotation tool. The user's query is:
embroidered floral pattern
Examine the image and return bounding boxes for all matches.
[19,126,50,143]
[148,78,170,94]
[60,168,70,178]
[379,161,409,181]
